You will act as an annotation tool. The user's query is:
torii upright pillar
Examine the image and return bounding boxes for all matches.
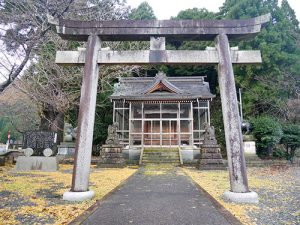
[215,34,258,203]
[63,35,101,201]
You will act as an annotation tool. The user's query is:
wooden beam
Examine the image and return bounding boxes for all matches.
[49,14,271,41]
[56,50,262,66]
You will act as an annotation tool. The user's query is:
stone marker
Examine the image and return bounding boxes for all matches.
[43,148,53,157]
[22,131,57,156]
[24,148,34,157]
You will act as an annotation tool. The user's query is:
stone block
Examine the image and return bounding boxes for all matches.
[98,145,125,168]
[243,141,256,155]
[15,156,58,172]
[57,143,75,156]
[212,153,223,159]
[201,153,212,158]
[203,140,218,145]
[63,190,95,201]
[200,159,223,164]
[202,147,220,153]
[180,150,194,161]
[129,148,141,160]
[223,191,259,204]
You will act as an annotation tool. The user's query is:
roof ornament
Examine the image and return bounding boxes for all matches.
[156,71,167,80]
[140,71,186,94]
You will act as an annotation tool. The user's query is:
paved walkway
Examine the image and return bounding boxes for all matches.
[81,166,239,225]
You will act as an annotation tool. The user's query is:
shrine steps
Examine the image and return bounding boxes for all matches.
[141,148,180,165]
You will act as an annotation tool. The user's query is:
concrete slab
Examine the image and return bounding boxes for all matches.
[15,156,58,172]
[224,191,259,204]
[63,191,95,202]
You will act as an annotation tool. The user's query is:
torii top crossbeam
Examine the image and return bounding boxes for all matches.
[49,14,271,41]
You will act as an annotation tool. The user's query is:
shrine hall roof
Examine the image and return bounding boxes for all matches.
[110,72,215,102]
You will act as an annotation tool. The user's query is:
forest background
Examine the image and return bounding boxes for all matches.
[0,0,299,159]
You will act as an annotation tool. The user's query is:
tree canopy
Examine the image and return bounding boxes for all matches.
[0,0,299,149]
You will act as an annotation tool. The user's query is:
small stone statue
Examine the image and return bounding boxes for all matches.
[63,123,77,142]
[204,123,216,141]
[241,120,252,135]
[72,127,77,140]
[105,122,119,145]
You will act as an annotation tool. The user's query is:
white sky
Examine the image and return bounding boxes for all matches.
[126,0,300,21]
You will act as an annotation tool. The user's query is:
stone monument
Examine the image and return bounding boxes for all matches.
[16,131,59,171]
[15,147,58,172]
[198,123,225,170]
[98,122,125,168]
[57,123,76,157]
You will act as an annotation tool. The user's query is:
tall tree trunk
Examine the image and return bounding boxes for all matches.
[39,105,64,144]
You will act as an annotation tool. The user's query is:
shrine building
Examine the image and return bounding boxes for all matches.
[110,72,214,161]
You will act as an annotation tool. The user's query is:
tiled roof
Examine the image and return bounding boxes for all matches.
[111,72,215,101]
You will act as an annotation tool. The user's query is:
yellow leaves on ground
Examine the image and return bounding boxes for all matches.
[183,168,259,225]
[0,164,136,225]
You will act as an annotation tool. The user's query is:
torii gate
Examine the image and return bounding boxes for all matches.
[49,14,270,203]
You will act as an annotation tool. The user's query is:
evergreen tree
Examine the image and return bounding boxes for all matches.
[129,2,156,20]
[219,0,300,121]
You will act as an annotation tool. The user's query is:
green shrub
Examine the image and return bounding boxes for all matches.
[252,116,283,157]
[281,123,300,162]
[272,146,286,159]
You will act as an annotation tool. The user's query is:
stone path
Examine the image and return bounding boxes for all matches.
[80,165,240,225]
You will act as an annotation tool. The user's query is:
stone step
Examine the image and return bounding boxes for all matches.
[142,148,180,164]
[143,153,179,157]
[142,158,180,161]
[143,156,179,160]
[200,159,224,164]
[143,149,178,153]
[142,160,180,163]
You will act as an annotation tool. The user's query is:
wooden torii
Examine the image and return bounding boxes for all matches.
[49,14,270,203]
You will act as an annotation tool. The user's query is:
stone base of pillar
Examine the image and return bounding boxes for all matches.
[223,191,259,204]
[98,145,125,168]
[63,190,95,201]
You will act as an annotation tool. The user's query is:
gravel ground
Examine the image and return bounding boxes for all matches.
[248,166,300,225]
